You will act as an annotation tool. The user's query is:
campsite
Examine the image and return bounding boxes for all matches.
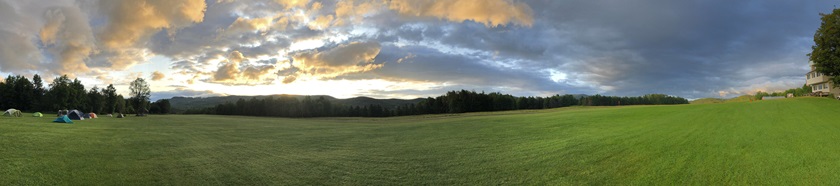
[2,97,840,184]
[6,0,840,185]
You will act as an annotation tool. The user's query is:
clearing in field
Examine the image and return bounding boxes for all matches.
[1,97,839,184]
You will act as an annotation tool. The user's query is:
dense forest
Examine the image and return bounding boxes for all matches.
[1,74,689,117]
[168,95,424,112]
[184,90,689,118]
[0,74,170,114]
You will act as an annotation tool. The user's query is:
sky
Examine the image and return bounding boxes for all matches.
[0,0,836,100]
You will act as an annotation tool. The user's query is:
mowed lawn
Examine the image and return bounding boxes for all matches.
[1,97,840,185]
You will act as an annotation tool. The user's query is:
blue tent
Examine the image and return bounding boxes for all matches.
[67,110,84,120]
[53,115,73,124]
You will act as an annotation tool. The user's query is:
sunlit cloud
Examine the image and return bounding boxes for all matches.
[386,0,534,27]
[0,0,828,99]
[207,51,280,85]
[151,71,166,81]
[287,41,382,83]
[99,0,206,49]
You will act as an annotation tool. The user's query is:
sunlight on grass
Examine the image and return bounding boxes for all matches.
[1,97,839,184]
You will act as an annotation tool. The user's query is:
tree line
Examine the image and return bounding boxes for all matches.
[185,90,688,118]
[0,74,169,114]
[753,84,812,100]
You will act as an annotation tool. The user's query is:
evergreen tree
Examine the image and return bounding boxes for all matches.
[104,84,118,114]
[46,75,73,110]
[32,74,45,111]
[88,86,105,113]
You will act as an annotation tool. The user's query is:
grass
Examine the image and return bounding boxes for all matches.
[690,98,725,104]
[1,97,840,184]
[691,95,756,104]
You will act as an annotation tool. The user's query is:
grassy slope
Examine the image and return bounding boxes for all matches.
[691,95,755,104]
[1,97,839,184]
[690,98,725,104]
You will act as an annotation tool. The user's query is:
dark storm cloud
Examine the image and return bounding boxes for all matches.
[331,44,579,96]
[1,0,830,99]
[357,0,833,98]
[518,0,831,98]
[439,22,549,60]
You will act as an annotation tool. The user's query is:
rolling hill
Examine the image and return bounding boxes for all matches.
[690,95,755,104]
[168,95,425,112]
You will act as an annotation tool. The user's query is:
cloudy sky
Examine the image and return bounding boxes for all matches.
[0,0,835,100]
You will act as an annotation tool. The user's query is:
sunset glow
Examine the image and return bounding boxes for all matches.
[0,0,831,100]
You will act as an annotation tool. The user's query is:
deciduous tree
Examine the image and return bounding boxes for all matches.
[810,8,840,85]
[129,78,151,114]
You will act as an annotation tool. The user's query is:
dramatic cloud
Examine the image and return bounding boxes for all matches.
[288,41,382,83]
[0,31,40,73]
[99,0,206,49]
[40,7,97,75]
[209,51,278,85]
[0,0,834,99]
[362,44,566,95]
[333,0,381,25]
[226,15,286,34]
[387,0,534,27]
[94,0,207,70]
[0,1,42,73]
[275,0,310,10]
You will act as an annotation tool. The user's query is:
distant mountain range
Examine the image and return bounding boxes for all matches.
[169,93,593,113]
[169,95,426,112]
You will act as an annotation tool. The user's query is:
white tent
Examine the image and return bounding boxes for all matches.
[3,109,22,117]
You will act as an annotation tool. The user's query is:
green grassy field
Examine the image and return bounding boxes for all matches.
[2,97,840,184]
[691,95,756,104]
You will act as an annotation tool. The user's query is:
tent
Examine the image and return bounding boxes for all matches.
[33,112,43,117]
[83,113,91,119]
[88,113,97,119]
[57,110,68,117]
[3,109,22,117]
[67,110,85,120]
[116,113,125,118]
[53,115,73,124]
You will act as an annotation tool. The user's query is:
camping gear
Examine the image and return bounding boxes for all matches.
[53,115,73,124]
[89,113,97,119]
[83,113,91,119]
[67,110,85,120]
[3,109,22,117]
[57,110,68,117]
[33,112,43,117]
[107,114,113,117]
[116,113,125,118]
